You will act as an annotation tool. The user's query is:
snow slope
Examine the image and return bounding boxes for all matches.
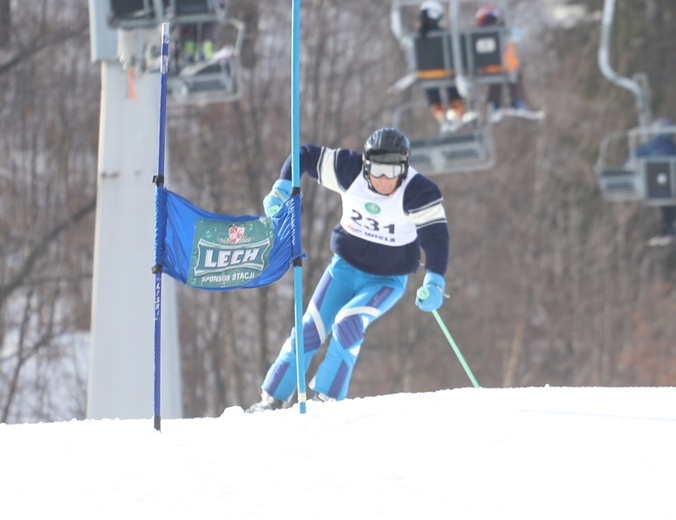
[1,386,674,519]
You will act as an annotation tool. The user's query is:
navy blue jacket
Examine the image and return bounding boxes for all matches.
[635,134,676,157]
[278,145,449,277]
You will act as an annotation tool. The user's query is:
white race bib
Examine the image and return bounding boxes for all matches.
[339,173,418,246]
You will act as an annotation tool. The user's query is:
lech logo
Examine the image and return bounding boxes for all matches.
[188,218,274,289]
[229,225,245,244]
[365,202,381,215]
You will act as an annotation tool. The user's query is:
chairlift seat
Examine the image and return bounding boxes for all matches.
[173,0,211,14]
[469,27,517,83]
[169,46,240,105]
[166,0,226,24]
[596,126,676,204]
[109,0,225,29]
[597,167,643,202]
[108,0,163,29]
[596,159,676,204]
[413,30,464,86]
[641,157,676,204]
[412,27,515,91]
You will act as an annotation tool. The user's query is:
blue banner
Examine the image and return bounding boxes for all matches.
[155,187,302,291]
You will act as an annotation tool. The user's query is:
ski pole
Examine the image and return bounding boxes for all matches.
[417,287,481,388]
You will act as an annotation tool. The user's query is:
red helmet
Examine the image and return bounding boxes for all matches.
[476,6,501,26]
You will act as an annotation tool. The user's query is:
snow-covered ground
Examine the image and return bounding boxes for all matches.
[1,386,674,519]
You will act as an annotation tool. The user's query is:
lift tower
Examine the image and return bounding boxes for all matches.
[86,1,182,420]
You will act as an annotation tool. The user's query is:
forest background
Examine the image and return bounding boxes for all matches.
[1,0,674,424]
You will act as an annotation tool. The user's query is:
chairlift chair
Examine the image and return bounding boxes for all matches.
[595,126,676,205]
[408,124,496,175]
[167,17,245,105]
[108,0,165,29]
[595,0,676,205]
[393,100,496,175]
[164,0,227,24]
[390,0,517,92]
[595,129,644,202]
[389,0,532,174]
[407,19,516,93]
[108,0,226,31]
[108,0,244,105]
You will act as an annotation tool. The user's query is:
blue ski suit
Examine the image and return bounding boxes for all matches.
[261,145,450,401]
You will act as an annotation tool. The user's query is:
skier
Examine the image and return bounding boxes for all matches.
[247,128,450,412]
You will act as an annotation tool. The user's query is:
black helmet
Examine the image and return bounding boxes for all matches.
[363,128,411,179]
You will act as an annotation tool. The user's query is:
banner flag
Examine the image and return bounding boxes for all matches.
[155,187,302,291]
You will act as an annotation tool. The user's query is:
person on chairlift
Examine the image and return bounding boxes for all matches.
[180,21,220,65]
[475,5,527,113]
[170,0,226,70]
[418,1,466,129]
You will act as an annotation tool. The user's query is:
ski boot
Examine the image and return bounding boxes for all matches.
[245,391,285,413]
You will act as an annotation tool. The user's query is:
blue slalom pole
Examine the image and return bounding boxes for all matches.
[152,22,171,431]
[291,0,306,414]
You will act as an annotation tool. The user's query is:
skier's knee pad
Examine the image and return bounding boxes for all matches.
[279,321,323,363]
[302,320,323,354]
[333,313,365,352]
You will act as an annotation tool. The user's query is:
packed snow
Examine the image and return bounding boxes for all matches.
[1,386,674,519]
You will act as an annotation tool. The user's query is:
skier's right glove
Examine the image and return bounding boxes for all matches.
[415,272,445,312]
[263,179,292,217]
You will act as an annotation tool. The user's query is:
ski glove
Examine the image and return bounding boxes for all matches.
[263,179,292,217]
[415,272,445,312]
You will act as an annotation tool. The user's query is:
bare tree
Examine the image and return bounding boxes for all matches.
[0,1,97,423]
[0,0,10,48]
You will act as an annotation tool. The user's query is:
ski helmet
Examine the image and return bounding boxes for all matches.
[363,128,411,181]
[476,5,501,27]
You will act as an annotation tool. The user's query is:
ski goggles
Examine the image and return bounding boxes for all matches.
[366,161,406,179]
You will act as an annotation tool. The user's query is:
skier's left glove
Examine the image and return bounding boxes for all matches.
[415,272,445,312]
[263,179,292,217]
